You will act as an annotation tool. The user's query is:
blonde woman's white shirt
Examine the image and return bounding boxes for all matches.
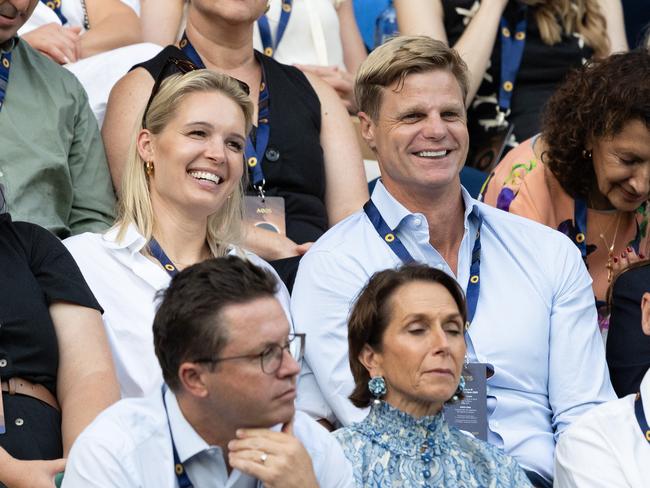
[63,224,292,399]
[554,369,650,487]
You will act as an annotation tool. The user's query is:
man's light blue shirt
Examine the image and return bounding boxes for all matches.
[291,180,616,482]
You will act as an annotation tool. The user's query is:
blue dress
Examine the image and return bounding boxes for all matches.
[333,402,532,487]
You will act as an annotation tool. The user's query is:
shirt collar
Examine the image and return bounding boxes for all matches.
[641,369,650,423]
[0,37,17,53]
[102,223,149,255]
[370,179,481,231]
[165,387,213,464]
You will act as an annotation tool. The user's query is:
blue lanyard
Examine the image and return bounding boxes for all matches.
[179,33,271,195]
[0,50,11,113]
[161,385,194,488]
[363,200,483,324]
[148,238,179,277]
[498,6,527,117]
[257,0,293,58]
[40,0,68,25]
[573,199,641,261]
[635,392,650,445]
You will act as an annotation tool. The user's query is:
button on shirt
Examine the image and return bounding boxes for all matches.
[63,224,292,399]
[61,388,354,488]
[554,369,650,487]
[291,180,615,482]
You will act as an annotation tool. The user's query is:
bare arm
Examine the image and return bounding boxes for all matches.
[597,0,628,53]
[102,68,154,191]
[80,0,142,59]
[140,0,185,46]
[336,0,367,76]
[304,72,368,225]
[395,0,508,103]
[0,448,66,488]
[51,302,119,454]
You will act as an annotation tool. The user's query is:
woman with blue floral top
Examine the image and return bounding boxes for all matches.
[334,264,531,488]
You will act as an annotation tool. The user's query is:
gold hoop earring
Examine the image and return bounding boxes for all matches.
[265,2,271,13]
[145,160,154,176]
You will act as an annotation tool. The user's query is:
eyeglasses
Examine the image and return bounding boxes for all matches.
[193,333,305,375]
[141,57,251,129]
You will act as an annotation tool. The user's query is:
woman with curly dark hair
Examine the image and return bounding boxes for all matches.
[482,49,650,331]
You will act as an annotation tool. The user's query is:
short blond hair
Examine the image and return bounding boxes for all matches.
[355,35,469,121]
[115,70,254,257]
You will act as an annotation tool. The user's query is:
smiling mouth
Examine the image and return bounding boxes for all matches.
[414,150,450,159]
[187,170,222,185]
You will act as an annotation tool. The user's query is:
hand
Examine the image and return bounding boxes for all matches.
[228,418,319,488]
[295,64,357,113]
[21,24,82,64]
[1,457,66,488]
[295,242,313,256]
[613,247,646,274]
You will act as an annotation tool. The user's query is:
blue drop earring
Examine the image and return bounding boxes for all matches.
[452,375,466,403]
[368,376,387,405]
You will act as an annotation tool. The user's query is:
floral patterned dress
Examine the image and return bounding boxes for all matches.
[333,402,532,488]
[481,136,650,330]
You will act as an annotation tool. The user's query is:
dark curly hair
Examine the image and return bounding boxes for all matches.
[541,49,650,201]
[347,264,467,408]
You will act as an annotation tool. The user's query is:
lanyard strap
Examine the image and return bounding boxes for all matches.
[40,0,68,25]
[573,199,642,261]
[161,385,194,488]
[148,238,179,277]
[257,0,293,58]
[498,6,527,116]
[0,51,11,113]
[635,392,650,444]
[363,199,482,324]
[179,32,271,195]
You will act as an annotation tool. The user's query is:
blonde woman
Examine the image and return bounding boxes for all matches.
[394,0,628,169]
[64,69,291,399]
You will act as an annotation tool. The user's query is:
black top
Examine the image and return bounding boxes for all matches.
[134,46,328,244]
[0,214,101,460]
[606,263,650,397]
[444,1,592,149]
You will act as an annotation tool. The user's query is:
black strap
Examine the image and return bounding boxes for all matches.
[634,392,650,444]
[161,385,194,488]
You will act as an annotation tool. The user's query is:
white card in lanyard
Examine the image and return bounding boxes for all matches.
[244,195,287,235]
[443,362,491,441]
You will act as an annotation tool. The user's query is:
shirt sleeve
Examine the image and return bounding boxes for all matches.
[66,81,116,236]
[17,221,102,311]
[548,240,616,437]
[554,417,624,488]
[291,248,369,426]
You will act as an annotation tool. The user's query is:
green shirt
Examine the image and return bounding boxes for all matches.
[0,38,116,239]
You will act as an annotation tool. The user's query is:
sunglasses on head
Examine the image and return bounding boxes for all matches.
[141,57,251,129]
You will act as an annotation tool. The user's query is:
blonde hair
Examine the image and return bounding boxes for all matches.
[115,69,254,257]
[355,35,469,121]
[521,0,609,58]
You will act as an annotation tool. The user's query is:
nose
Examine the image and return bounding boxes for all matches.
[204,137,227,164]
[629,163,650,197]
[421,113,447,140]
[277,347,301,378]
[430,326,451,356]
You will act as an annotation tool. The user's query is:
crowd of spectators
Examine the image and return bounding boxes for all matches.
[0,1,649,487]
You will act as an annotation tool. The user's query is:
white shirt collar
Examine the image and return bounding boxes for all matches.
[164,387,214,464]
[640,369,650,423]
[370,179,480,231]
[102,223,149,255]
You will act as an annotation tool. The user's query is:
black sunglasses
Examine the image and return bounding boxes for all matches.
[141,57,251,129]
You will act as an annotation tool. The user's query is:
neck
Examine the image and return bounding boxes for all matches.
[185,10,256,72]
[150,199,210,268]
[175,393,235,456]
[385,396,442,419]
[384,180,466,275]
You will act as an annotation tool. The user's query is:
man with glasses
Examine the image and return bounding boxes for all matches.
[61,256,353,488]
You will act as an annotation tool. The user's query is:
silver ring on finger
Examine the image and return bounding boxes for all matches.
[259,452,268,464]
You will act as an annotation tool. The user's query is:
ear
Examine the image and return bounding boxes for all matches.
[357,112,377,152]
[358,344,383,378]
[177,362,211,399]
[136,129,155,164]
[641,292,650,336]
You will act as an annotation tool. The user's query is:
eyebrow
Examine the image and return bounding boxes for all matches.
[183,121,246,142]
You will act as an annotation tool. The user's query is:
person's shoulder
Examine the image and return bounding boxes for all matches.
[63,230,111,256]
[14,38,85,92]
[561,393,633,440]
[306,208,368,255]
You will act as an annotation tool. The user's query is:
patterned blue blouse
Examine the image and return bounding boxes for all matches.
[333,402,532,487]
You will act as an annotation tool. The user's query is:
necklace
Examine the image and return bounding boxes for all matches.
[595,211,624,283]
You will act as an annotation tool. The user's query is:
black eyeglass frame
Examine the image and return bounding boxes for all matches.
[192,333,305,375]
[141,57,251,130]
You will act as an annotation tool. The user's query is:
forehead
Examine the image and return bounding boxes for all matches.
[378,69,465,116]
[220,296,290,350]
[169,91,245,127]
[388,281,460,321]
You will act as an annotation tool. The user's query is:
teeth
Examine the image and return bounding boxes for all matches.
[417,150,448,158]
[188,171,221,184]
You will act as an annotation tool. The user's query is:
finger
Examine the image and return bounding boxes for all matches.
[228,448,270,467]
[228,454,269,480]
[281,415,294,435]
[46,457,67,475]
[295,242,313,255]
[626,247,641,265]
[65,25,83,35]
[39,44,71,64]
[229,432,287,453]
